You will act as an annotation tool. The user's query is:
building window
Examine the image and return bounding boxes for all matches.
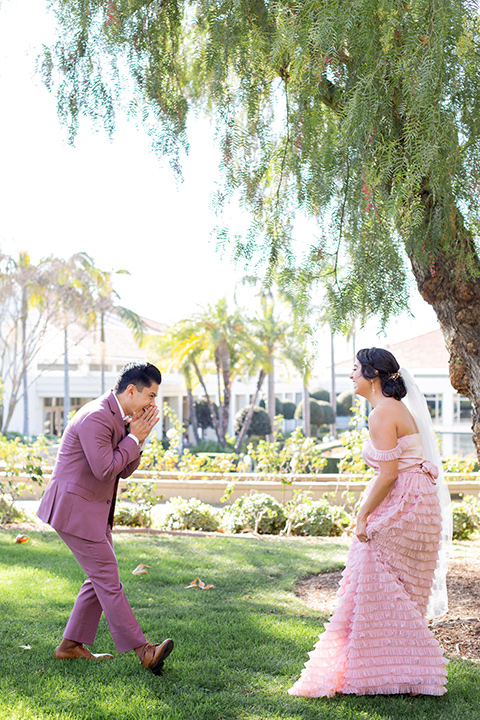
[38,363,79,371]
[43,397,92,436]
[89,364,114,372]
[425,394,442,423]
[454,395,472,423]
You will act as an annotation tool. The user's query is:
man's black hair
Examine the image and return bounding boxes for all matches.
[114,362,162,394]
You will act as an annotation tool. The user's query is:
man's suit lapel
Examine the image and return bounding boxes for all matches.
[107,391,128,440]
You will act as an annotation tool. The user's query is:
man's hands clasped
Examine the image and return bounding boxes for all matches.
[129,406,160,444]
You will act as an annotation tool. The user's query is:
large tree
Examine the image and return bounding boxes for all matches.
[0,252,55,434]
[42,1,480,454]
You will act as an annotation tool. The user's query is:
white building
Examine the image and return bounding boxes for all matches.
[6,315,308,439]
[5,318,475,456]
[332,330,475,456]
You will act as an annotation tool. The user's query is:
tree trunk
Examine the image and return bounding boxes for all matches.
[234,368,266,452]
[63,324,70,432]
[191,357,222,445]
[330,330,336,439]
[408,197,480,459]
[186,384,200,445]
[100,310,106,394]
[267,350,275,441]
[21,302,29,436]
[302,381,310,436]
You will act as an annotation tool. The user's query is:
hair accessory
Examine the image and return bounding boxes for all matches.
[389,371,401,381]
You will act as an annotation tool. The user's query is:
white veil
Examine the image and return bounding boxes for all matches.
[400,367,452,619]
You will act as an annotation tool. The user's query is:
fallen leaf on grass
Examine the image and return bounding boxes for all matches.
[184,577,215,590]
[14,535,29,544]
[132,563,151,575]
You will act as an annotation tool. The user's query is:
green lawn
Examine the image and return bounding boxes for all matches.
[0,530,478,720]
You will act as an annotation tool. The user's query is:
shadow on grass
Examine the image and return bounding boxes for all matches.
[0,530,479,720]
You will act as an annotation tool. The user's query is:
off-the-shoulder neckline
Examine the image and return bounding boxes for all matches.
[366,432,420,453]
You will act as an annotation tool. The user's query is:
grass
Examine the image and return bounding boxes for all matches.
[0,530,479,720]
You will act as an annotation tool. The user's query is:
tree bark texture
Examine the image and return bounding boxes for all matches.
[234,368,266,452]
[409,199,480,457]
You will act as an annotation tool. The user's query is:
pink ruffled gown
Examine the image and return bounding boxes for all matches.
[288,433,448,697]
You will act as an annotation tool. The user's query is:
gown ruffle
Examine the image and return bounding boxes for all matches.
[288,433,448,697]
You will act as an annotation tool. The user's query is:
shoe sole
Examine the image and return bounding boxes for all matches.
[151,639,174,676]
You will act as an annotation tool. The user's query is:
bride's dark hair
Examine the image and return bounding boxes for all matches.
[356,347,407,400]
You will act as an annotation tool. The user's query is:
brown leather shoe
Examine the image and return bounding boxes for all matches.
[54,644,113,661]
[139,639,174,675]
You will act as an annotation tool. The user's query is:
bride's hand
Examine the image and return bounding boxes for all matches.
[355,516,369,543]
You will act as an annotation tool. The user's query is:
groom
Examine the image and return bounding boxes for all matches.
[37,361,173,675]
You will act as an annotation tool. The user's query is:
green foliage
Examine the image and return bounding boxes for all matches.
[40,0,480,333]
[194,398,217,430]
[138,436,168,470]
[120,479,163,526]
[281,400,297,420]
[220,492,286,535]
[0,435,49,523]
[337,401,373,479]
[114,502,150,528]
[246,423,327,478]
[159,496,220,532]
[234,405,272,438]
[190,439,234,454]
[443,454,478,479]
[259,397,284,415]
[295,398,335,429]
[0,497,26,524]
[452,496,480,540]
[284,493,351,537]
[336,391,355,417]
[310,388,330,402]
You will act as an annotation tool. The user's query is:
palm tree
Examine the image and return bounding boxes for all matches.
[49,254,97,430]
[81,258,145,393]
[146,323,204,445]
[247,293,293,440]
[195,299,251,446]
[149,300,251,448]
[0,252,54,434]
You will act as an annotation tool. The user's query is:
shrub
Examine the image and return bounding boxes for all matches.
[190,439,233,454]
[288,498,351,537]
[295,398,335,431]
[194,399,218,430]
[0,496,26,525]
[336,391,355,416]
[246,425,326,477]
[259,397,284,415]
[443,454,478,479]
[0,435,48,523]
[114,503,150,528]
[310,387,330,402]
[221,492,286,534]
[282,400,297,420]
[159,496,220,532]
[337,401,373,479]
[452,496,480,540]
[234,405,272,438]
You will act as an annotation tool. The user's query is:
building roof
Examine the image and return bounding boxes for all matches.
[335,329,449,374]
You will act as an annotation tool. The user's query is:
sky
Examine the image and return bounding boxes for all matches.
[0,0,441,366]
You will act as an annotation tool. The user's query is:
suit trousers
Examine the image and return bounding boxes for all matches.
[57,526,147,653]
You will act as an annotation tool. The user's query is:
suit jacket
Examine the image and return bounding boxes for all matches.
[37,391,142,541]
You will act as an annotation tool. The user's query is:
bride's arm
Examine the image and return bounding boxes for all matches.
[355,409,399,542]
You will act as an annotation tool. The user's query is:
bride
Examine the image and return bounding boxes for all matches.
[289,347,452,697]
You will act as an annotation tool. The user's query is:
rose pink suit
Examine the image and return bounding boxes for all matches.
[37,391,147,652]
[289,433,448,697]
